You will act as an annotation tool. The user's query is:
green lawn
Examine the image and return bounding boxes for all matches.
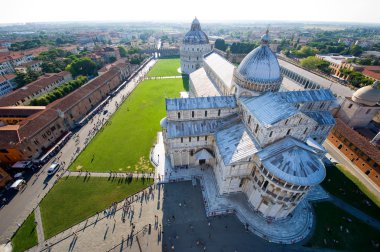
[322,165,380,220]
[305,202,380,251]
[40,176,153,238]
[11,212,38,252]
[69,77,188,172]
[147,58,181,77]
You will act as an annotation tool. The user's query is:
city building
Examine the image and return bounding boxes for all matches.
[180,18,212,74]
[337,81,380,128]
[0,167,12,189]
[0,74,16,97]
[161,31,336,220]
[0,60,133,163]
[14,60,42,73]
[316,54,358,80]
[0,71,72,106]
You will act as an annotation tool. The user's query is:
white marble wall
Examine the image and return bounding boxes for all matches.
[180,44,212,74]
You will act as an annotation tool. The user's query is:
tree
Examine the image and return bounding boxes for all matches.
[292,46,319,58]
[214,39,227,51]
[300,56,331,74]
[118,46,127,58]
[14,69,41,88]
[66,58,97,77]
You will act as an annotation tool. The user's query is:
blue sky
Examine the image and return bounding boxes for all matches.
[1,0,379,24]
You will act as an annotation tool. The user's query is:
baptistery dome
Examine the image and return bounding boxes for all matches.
[183,17,209,45]
[233,30,282,96]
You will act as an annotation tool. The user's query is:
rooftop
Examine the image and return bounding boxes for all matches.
[257,137,326,186]
[334,118,380,165]
[304,111,336,125]
[215,123,261,165]
[204,53,235,90]
[278,89,335,104]
[166,96,236,111]
[241,93,298,127]
[189,68,221,97]
[0,71,71,106]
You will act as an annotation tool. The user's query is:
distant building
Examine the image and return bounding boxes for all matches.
[316,54,359,80]
[0,74,16,96]
[14,60,42,73]
[0,71,72,106]
[0,60,134,163]
[180,18,212,74]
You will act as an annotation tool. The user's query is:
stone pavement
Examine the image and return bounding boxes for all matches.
[34,206,45,245]
[152,132,326,244]
[64,171,154,179]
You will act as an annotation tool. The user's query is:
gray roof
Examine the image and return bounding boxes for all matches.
[166,114,239,138]
[204,53,235,89]
[278,58,353,98]
[257,137,326,186]
[237,45,281,84]
[304,111,336,125]
[278,89,335,104]
[215,123,261,165]
[189,67,221,97]
[240,93,298,127]
[166,96,236,111]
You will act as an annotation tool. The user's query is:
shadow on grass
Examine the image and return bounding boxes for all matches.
[181,74,189,91]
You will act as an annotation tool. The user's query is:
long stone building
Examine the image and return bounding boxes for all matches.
[0,61,134,163]
[161,28,336,220]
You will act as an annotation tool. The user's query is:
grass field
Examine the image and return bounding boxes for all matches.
[147,58,181,77]
[322,165,380,220]
[69,77,188,172]
[40,176,153,238]
[11,213,38,252]
[305,202,380,251]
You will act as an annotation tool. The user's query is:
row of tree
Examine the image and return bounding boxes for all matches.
[214,39,259,54]
[300,56,331,74]
[9,39,42,51]
[339,68,373,88]
[29,76,88,106]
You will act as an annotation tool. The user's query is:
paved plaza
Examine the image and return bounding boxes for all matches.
[26,181,307,252]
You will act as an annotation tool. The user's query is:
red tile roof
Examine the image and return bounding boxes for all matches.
[361,66,380,80]
[334,118,380,164]
[51,68,120,112]
[0,71,71,106]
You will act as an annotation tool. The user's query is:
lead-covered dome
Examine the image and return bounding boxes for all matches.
[237,31,281,84]
[352,81,380,106]
[183,17,209,45]
[233,30,282,96]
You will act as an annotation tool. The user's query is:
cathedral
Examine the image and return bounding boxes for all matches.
[161,18,336,220]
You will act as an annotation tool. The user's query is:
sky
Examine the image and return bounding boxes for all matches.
[1,0,380,24]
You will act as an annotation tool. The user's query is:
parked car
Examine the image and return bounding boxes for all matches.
[47,162,60,176]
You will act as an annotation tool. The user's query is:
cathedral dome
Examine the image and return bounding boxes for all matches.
[236,31,281,84]
[352,81,380,106]
[183,17,209,45]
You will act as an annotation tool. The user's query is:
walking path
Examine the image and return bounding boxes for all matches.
[151,132,328,244]
[64,171,154,179]
[328,195,380,231]
[26,185,159,252]
[34,206,45,246]
[144,75,183,80]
